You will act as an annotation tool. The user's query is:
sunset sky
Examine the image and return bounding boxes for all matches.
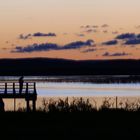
[1,0,140,60]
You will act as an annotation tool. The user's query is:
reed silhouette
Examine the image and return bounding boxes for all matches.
[0,97,140,139]
[34,97,140,113]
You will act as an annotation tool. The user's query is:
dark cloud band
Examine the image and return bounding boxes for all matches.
[12,40,94,53]
[102,40,118,46]
[116,33,136,40]
[19,32,56,40]
[103,52,131,57]
[33,32,56,37]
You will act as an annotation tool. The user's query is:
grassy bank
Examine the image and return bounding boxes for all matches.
[1,98,140,139]
[1,110,140,140]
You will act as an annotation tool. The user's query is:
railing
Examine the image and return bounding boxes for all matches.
[0,82,37,95]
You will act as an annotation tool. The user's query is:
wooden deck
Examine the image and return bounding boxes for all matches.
[0,82,37,111]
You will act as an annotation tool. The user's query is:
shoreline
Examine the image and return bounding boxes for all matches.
[0,75,140,84]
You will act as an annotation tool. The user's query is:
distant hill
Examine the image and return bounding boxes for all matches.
[0,58,140,75]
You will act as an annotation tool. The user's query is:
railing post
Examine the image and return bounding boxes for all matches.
[13,83,16,94]
[4,83,7,94]
[26,83,28,94]
[13,83,16,111]
[34,82,37,94]
[26,100,30,112]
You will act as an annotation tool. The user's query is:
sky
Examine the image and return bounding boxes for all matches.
[1,0,140,60]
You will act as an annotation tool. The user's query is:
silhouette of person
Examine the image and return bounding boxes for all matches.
[19,76,24,94]
[0,98,5,112]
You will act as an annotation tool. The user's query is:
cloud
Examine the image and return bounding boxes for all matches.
[80,25,91,28]
[5,41,9,44]
[85,25,91,28]
[116,33,136,40]
[115,33,140,45]
[81,25,98,29]
[81,24,109,30]
[103,30,108,33]
[82,24,111,33]
[84,29,98,33]
[63,40,94,50]
[13,44,58,53]
[2,47,8,50]
[82,48,96,53]
[103,52,131,57]
[135,25,140,29]
[124,39,140,45]
[101,24,109,28]
[33,32,56,37]
[18,32,56,40]
[92,25,98,28]
[19,34,32,40]
[76,34,85,37]
[81,25,99,33]
[85,29,93,33]
[12,40,94,53]
[102,40,118,46]
[112,31,119,35]
[137,34,140,38]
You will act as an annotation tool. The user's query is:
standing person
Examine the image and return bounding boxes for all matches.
[19,76,24,94]
[0,98,5,112]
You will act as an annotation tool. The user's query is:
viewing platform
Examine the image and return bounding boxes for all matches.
[0,82,37,112]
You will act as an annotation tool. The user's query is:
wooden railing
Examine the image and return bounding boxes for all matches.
[0,82,37,95]
[0,82,37,112]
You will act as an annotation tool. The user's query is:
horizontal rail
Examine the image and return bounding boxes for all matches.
[0,82,37,96]
[0,94,37,99]
[0,82,35,84]
[0,87,34,89]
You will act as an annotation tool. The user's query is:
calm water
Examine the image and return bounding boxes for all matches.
[1,76,140,97]
[1,76,140,110]
[36,82,140,97]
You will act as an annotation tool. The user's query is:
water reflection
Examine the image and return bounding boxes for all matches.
[37,82,140,97]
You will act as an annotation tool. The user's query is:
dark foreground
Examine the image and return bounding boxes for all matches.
[1,111,140,140]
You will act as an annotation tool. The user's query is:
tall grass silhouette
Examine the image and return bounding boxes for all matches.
[39,97,95,113]
[26,97,140,113]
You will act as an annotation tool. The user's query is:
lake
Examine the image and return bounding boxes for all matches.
[1,76,140,110]
[0,76,140,97]
[37,82,140,97]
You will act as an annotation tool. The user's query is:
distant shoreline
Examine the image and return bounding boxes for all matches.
[0,75,140,83]
[0,58,140,75]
